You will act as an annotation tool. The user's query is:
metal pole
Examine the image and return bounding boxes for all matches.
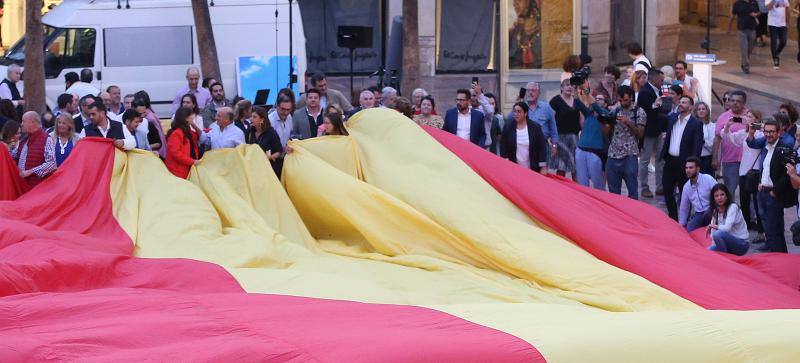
[706,0,711,54]
[349,48,355,97]
[288,0,295,88]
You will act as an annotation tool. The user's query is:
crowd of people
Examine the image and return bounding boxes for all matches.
[2,37,799,255]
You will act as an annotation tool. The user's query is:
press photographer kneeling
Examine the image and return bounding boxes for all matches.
[746,116,798,253]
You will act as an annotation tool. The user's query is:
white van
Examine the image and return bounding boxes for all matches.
[0,0,306,116]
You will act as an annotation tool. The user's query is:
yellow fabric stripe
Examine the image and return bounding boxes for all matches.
[108,109,800,361]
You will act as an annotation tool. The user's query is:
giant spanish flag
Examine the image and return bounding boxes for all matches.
[2,109,800,361]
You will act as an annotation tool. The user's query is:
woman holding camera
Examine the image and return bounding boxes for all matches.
[500,102,548,175]
[722,109,764,239]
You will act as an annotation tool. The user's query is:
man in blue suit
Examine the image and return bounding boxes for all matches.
[660,95,705,220]
[443,89,486,146]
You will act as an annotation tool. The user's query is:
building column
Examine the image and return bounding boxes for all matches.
[583,0,611,67]
[418,0,436,77]
[646,0,681,67]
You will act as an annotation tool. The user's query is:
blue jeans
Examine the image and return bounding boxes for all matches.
[757,190,788,253]
[722,162,740,197]
[576,148,605,191]
[606,155,638,200]
[685,210,709,232]
[710,230,749,256]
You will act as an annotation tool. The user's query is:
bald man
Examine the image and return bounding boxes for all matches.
[98,91,122,122]
[0,64,25,109]
[11,111,56,186]
[173,66,211,112]
[199,106,244,150]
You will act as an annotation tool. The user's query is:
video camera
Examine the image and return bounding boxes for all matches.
[597,107,622,127]
[570,65,591,87]
[777,146,799,165]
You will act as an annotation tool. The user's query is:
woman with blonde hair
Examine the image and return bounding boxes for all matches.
[631,70,648,94]
[693,101,715,175]
[49,113,82,166]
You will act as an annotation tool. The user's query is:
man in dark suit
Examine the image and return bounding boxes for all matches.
[747,119,797,253]
[72,94,97,134]
[637,69,668,198]
[660,95,704,220]
[443,89,486,146]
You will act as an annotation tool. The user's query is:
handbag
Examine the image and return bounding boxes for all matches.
[742,156,761,193]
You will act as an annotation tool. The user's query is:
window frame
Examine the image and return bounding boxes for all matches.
[102,26,194,68]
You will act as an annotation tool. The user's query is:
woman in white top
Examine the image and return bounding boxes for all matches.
[706,183,750,255]
[693,102,715,175]
[499,102,548,175]
[722,110,765,241]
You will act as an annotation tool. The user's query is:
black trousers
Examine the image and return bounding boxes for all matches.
[738,175,763,233]
[769,26,788,60]
[662,155,687,221]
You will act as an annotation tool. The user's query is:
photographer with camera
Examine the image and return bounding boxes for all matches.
[574,80,609,191]
[746,117,798,253]
[605,85,646,199]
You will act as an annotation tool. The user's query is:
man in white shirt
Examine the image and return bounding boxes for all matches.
[679,156,718,231]
[660,96,705,220]
[78,102,135,150]
[66,68,101,98]
[469,82,495,149]
[443,89,486,146]
[269,95,295,148]
[0,64,24,109]
[767,0,789,69]
[746,119,795,253]
[627,42,651,73]
[674,61,704,103]
[199,107,244,150]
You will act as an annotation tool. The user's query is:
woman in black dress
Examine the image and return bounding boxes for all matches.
[247,106,283,177]
[549,78,585,179]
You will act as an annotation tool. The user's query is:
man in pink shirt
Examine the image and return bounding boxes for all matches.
[172,67,211,113]
[713,90,749,196]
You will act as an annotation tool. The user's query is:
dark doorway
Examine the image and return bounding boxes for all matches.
[608,0,644,65]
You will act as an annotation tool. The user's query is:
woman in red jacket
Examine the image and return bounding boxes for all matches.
[165,107,201,179]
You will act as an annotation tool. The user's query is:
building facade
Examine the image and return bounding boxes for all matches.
[314,0,681,111]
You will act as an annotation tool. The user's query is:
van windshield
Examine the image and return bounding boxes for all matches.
[1,25,96,78]
[1,25,60,65]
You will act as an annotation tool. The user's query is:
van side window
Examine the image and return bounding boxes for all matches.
[44,28,96,78]
[104,26,193,67]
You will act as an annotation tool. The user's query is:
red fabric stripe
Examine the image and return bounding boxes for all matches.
[426,126,800,310]
[690,229,800,290]
[0,138,542,362]
[0,143,30,200]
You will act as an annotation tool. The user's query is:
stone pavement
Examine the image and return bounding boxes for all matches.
[677,24,800,112]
